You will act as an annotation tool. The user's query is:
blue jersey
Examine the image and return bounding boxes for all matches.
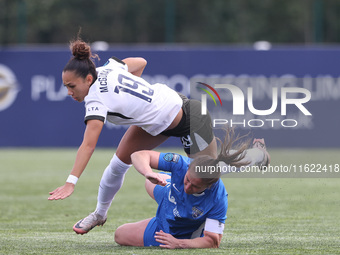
[155,153,228,239]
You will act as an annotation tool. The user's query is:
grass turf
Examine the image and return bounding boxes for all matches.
[0,148,340,254]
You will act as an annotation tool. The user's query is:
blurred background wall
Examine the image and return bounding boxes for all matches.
[0,0,339,148]
[0,0,337,45]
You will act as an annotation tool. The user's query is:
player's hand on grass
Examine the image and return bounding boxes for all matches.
[145,172,167,186]
[48,183,75,200]
[155,230,179,249]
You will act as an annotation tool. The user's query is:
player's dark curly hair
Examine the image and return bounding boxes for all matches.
[188,128,250,186]
[63,36,99,85]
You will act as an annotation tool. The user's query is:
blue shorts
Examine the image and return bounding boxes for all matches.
[143,174,170,247]
[143,217,161,247]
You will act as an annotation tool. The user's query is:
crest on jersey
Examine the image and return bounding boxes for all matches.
[163,153,179,163]
[192,207,204,219]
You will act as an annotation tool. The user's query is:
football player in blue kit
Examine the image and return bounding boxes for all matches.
[114,132,269,249]
[115,150,227,249]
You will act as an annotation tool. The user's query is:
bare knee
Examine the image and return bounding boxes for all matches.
[115,224,136,246]
[115,219,151,247]
[114,225,126,246]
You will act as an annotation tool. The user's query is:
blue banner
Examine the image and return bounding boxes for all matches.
[0,46,339,148]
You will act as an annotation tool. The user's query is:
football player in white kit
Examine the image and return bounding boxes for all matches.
[48,38,269,235]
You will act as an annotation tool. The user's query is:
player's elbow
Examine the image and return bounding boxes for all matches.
[140,57,147,67]
[131,150,148,162]
[135,58,147,75]
[130,151,139,163]
[135,57,147,68]
[123,57,147,74]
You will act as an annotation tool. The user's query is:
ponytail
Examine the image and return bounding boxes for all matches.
[189,128,250,186]
[63,38,99,84]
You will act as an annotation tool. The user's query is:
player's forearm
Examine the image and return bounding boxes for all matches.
[69,119,102,179]
[176,236,220,249]
[131,151,153,177]
[69,142,95,178]
[156,231,221,249]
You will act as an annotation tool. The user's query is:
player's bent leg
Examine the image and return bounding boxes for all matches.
[96,154,131,215]
[75,126,169,234]
[115,218,152,246]
[73,153,130,235]
[116,125,169,164]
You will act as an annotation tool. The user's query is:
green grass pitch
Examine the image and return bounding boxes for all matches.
[1,148,340,254]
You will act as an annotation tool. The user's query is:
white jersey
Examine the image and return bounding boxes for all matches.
[84,57,183,136]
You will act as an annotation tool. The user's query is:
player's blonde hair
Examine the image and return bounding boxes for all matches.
[188,128,250,186]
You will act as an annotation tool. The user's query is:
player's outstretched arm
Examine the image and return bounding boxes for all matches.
[122,57,147,77]
[48,119,104,200]
[155,230,222,249]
